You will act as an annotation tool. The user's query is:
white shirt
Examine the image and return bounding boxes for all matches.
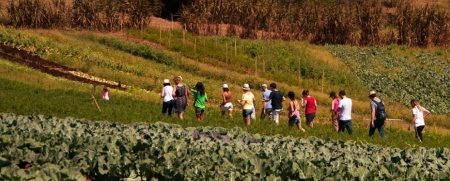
[412,107,425,127]
[338,96,352,121]
[162,86,174,102]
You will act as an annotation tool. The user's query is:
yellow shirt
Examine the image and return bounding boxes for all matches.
[242,92,255,110]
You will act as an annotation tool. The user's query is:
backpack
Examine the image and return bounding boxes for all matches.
[372,100,387,120]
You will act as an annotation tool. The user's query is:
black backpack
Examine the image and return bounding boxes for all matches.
[372,100,387,120]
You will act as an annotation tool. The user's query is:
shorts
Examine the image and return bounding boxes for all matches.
[289,115,300,126]
[242,109,253,118]
[221,102,233,111]
[306,113,316,123]
[195,107,205,115]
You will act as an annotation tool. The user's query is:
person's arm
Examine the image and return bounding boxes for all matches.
[161,87,165,98]
[301,98,306,107]
[371,106,376,127]
[172,86,176,98]
[422,106,431,118]
[222,93,227,105]
[409,114,417,131]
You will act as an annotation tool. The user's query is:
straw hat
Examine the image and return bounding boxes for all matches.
[163,79,170,84]
[242,83,250,90]
[369,90,377,96]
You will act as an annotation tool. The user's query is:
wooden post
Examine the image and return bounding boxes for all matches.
[263,58,265,73]
[234,39,237,56]
[194,38,197,55]
[91,85,101,112]
[171,14,174,31]
[225,42,228,65]
[183,24,186,44]
[321,69,325,93]
[255,56,258,76]
[159,25,162,43]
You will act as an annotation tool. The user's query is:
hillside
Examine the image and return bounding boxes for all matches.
[0,24,449,148]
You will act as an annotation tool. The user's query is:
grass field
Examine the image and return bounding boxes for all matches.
[0,25,449,148]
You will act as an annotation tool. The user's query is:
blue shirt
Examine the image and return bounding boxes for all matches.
[263,90,272,109]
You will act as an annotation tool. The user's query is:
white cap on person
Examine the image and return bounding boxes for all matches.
[261,84,267,88]
[243,83,250,90]
[163,79,170,84]
[223,84,229,88]
[369,90,377,96]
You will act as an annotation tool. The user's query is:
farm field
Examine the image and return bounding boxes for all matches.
[0,23,449,179]
[1,113,450,180]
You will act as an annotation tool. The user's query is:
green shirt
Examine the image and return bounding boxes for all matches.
[192,89,208,109]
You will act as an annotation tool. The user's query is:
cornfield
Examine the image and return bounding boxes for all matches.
[180,0,450,47]
[6,0,162,31]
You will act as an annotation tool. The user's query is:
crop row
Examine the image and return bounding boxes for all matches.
[1,113,449,180]
[327,45,449,114]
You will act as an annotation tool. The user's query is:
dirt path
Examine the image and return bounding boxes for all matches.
[0,43,127,90]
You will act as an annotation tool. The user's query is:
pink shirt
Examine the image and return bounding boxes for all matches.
[332,98,339,113]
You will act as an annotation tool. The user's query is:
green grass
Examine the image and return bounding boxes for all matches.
[0,58,449,149]
[0,25,449,148]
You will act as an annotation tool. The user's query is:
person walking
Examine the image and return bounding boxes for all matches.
[369,91,387,138]
[338,90,352,135]
[329,91,339,132]
[268,83,284,125]
[260,84,272,120]
[192,82,208,121]
[238,83,255,127]
[301,90,317,127]
[173,76,189,120]
[220,84,233,118]
[161,79,174,116]
[409,99,431,143]
[288,91,306,132]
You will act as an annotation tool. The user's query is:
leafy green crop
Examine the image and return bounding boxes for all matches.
[1,113,449,180]
[327,45,450,114]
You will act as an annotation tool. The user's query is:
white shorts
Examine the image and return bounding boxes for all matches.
[221,102,233,111]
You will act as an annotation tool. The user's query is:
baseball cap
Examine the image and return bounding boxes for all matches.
[369,90,377,96]
[223,84,229,88]
[261,84,267,87]
[163,79,170,84]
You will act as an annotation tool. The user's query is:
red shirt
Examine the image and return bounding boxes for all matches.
[305,96,316,114]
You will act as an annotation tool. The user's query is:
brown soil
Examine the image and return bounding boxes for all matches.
[0,43,126,90]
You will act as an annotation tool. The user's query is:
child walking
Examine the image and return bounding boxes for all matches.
[192,82,208,121]
[288,91,305,132]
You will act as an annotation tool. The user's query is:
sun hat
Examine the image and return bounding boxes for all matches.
[163,79,170,84]
[223,84,229,88]
[261,84,267,88]
[242,83,250,90]
[369,90,377,96]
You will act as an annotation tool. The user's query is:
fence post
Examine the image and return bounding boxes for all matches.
[159,25,162,43]
[321,69,325,93]
[183,24,186,44]
[255,56,258,76]
[225,42,228,65]
[234,39,237,56]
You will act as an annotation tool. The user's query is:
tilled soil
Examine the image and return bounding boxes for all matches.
[0,43,126,90]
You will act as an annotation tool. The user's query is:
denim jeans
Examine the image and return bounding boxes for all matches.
[339,120,352,135]
[369,118,386,138]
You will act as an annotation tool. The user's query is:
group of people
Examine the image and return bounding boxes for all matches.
[160,76,431,143]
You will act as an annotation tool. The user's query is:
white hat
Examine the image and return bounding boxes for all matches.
[242,83,250,90]
[223,84,229,88]
[163,79,170,84]
[369,90,377,96]
[261,84,267,87]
